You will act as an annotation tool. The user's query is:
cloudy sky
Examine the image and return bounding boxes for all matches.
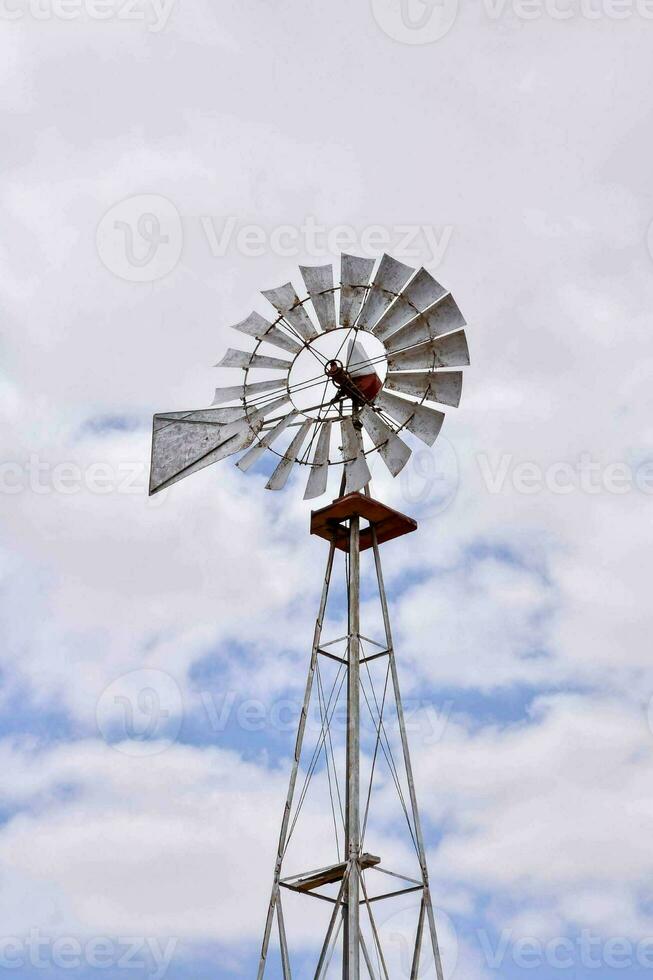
[2,0,653,975]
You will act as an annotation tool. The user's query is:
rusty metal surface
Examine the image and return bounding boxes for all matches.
[304,419,332,500]
[374,390,445,446]
[384,294,466,353]
[230,310,302,354]
[339,253,375,328]
[384,370,463,407]
[216,348,293,371]
[387,330,470,371]
[300,264,337,332]
[261,282,318,342]
[359,405,412,476]
[372,268,447,341]
[211,379,284,405]
[355,253,414,332]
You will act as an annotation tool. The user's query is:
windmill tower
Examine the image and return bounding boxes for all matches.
[149,253,469,978]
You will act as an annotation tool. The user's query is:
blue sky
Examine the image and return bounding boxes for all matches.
[2,0,653,976]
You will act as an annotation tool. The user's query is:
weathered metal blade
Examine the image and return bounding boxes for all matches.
[300,264,337,332]
[339,254,375,328]
[266,419,313,491]
[340,418,371,493]
[237,411,298,472]
[261,282,318,342]
[373,268,447,342]
[384,295,466,353]
[374,390,445,446]
[229,311,302,355]
[211,379,285,405]
[387,330,470,371]
[153,407,244,429]
[304,420,332,499]
[149,411,263,495]
[215,348,292,371]
[355,254,415,332]
[359,405,412,476]
[384,370,463,407]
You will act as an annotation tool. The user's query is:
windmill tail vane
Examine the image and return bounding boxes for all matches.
[148,252,470,977]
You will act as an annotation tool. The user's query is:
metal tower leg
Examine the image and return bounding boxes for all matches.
[370,526,445,980]
[257,541,337,980]
[344,514,361,980]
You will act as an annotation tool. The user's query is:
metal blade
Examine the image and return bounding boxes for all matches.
[149,411,262,494]
[266,419,313,490]
[384,370,463,407]
[229,311,302,355]
[384,294,466,353]
[374,390,444,446]
[356,254,415,332]
[300,264,337,332]
[304,420,333,499]
[212,379,285,405]
[237,411,298,472]
[359,405,412,476]
[387,330,470,371]
[261,282,318,342]
[340,418,371,493]
[153,407,244,429]
[216,348,292,371]
[339,254,375,328]
[372,268,447,341]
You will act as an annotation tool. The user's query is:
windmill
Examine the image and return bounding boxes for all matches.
[149,253,469,979]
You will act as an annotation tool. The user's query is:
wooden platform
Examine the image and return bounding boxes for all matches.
[310,493,417,552]
[292,854,381,893]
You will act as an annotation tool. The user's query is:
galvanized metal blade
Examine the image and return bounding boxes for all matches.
[300,264,337,332]
[237,411,298,472]
[340,418,371,493]
[304,420,333,499]
[153,407,244,428]
[387,330,470,371]
[372,268,446,342]
[215,348,293,371]
[359,405,412,476]
[149,410,263,495]
[266,419,313,490]
[229,311,302,355]
[374,390,445,446]
[384,370,463,407]
[339,254,375,328]
[356,254,415,332]
[347,338,376,377]
[384,294,466,354]
[261,282,319,342]
[212,379,285,406]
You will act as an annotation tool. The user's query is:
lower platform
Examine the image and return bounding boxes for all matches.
[310,492,417,552]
